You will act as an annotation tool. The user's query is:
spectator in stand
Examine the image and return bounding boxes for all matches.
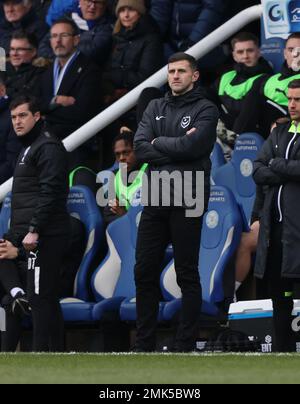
[38,17,103,169]
[39,0,113,68]
[0,77,22,185]
[102,0,163,104]
[0,31,45,99]
[0,0,48,54]
[234,33,300,138]
[149,0,228,67]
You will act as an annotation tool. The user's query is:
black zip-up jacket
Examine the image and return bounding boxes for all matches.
[234,63,297,137]
[6,121,69,247]
[134,86,219,211]
[208,57,273,131]
[253,121,300,279]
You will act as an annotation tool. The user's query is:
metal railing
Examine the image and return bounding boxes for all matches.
[0,4,263,201]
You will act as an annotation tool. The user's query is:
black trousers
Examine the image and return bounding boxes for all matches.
[134,207,203,351]
[27,235,67,352]
[265,220,297,352]
[0,235,67,352]
[0,259,26,352]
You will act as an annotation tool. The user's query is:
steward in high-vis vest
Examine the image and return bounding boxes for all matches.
[208,32,273,131]
[103,131,147,226]
[234,32,300,139]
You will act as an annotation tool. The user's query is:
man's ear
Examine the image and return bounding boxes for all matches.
[34,111,41,122]
[192,70,200,83]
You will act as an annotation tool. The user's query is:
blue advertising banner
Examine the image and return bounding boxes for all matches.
[260,0,300,71]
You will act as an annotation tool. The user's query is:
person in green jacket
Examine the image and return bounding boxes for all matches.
[103,130,147,225]
[234,32,300,139]
[209,31,273,133]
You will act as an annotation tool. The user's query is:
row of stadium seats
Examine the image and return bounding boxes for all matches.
[0,185,242,327]
[0,132,265,339]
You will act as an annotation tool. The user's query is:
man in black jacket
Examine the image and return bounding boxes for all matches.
[0,30,45,99]
[133,52,218,352]
[38,17,103,169]
[208,32,273,133]
[253,79,300,352]
[0,94,69,352]
[235,33,300,138]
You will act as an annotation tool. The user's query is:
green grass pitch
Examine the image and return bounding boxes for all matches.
[0,353,300,384]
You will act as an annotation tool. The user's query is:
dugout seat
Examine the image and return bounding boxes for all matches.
[161,185,243,321]
[212,133,264,225]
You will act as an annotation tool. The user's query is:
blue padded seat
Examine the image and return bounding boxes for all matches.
[161,185,243,321]
[91,205,143,321]
[210,142,226,179]
[60,186,105,322]
[0,193,11,238]
[212,133,264,224]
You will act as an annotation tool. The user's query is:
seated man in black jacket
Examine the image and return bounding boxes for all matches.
[38,17,103,169]
[0,30,45,99]
[38,0,113,68]
[208,32,273,134]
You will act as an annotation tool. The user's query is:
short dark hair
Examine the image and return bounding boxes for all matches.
[11,30,38,49]
[231,32,259,50]
[168,52,198,71]
[51,17,80,36]
[10,94,39,114]
[113,131,134,149]
[288,79,300,90]
[286,32,300,44]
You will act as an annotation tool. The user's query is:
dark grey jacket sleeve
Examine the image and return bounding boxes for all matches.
[134,103,172,165]
[153,103,218,161]
[253,133,285,186]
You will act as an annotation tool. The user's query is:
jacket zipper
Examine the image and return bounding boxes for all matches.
[277,127,298,222]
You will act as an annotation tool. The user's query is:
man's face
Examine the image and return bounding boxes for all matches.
[3,0,31,23]
[119,7,140,29]
[11,103,40,136]
[114,140,136,172]
[284,38,300,68]
[9,38,36,67]
[288,87,300,122]
[50,23,79,59]
[79,0,106,21]
[168,60,199,96]
[232,40,260,67]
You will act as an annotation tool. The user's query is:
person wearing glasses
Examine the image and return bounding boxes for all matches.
[38,17,102,169]
[39,0,113,67]
[0,30,45,99]
[0,0,48,54]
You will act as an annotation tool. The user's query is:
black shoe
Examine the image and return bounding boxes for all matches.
[11,293,31,318]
